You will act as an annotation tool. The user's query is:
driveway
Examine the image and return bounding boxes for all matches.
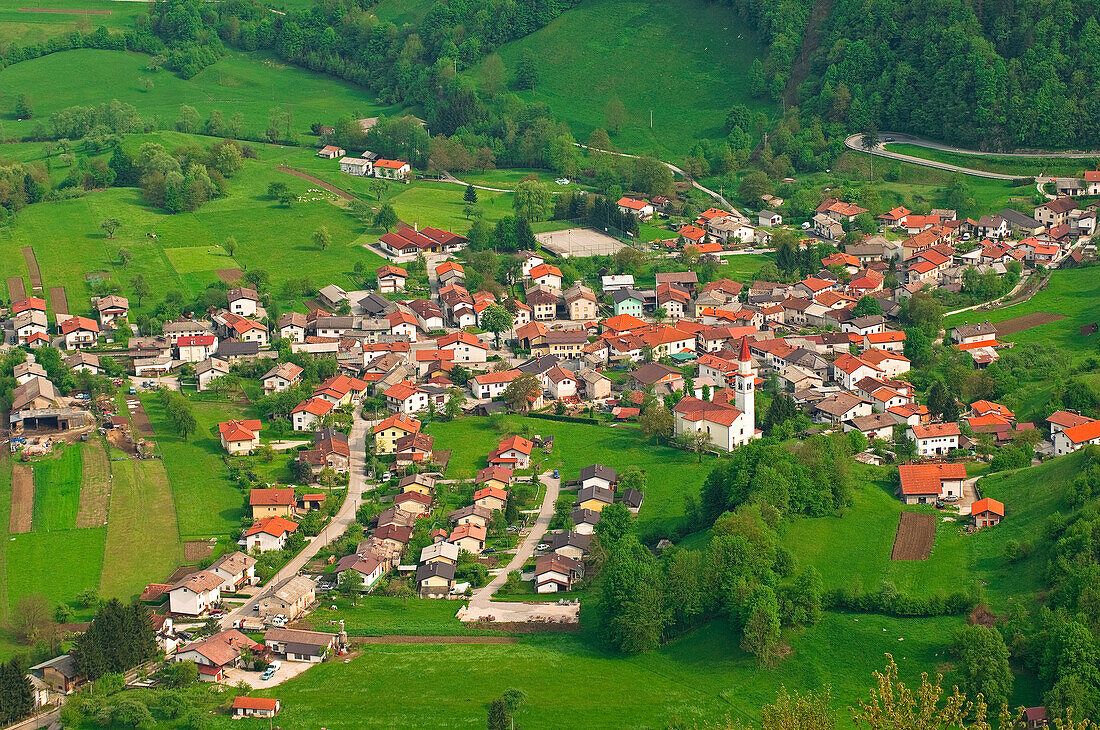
[223,660,315,689]
[459,472,579,624]
[220,405,371,630]
[956,477,980,516]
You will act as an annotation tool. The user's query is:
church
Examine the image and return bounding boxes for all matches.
[671,337,760,452]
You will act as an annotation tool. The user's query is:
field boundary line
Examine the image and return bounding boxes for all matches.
[275,166,354,200]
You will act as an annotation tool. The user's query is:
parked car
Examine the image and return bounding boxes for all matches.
[260,667,276,681]
[536,543,550,551]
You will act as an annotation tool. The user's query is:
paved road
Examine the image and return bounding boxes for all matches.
[459,472,578,623]
[220,406,370,629]
[844,134,1021,180]
[573,142,739,212]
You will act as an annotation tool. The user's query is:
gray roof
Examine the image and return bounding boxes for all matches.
[579,464,617,483]
[217,341,260,357]
[577,485,614,505]
[611,289,645,304]
[416,561,455,583]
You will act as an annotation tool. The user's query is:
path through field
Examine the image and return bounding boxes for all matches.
[275,166,354,200]
[99,455,181,599]
[48,286,69,319]
[890,512,935,560]
[6,277,25,302]
[75,439,110,528]
[9,463,33,534]
[20,247,42,293]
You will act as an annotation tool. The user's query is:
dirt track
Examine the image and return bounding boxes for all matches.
[995,311,1065,336]
[130,400,155,438]
[354,635,518,644]
[891,512,935,560]
[21,247,42,293]
[9,463,33,534]
[7,277,25,301]
[75,440,110,528]
[275,166,354,200]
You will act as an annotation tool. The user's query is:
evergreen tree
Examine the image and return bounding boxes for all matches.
[464,184,478,203]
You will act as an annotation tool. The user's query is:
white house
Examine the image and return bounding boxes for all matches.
[373,159,411,180]
[242,516,298,552]
[340,157,372,176]
[167,571,223,617]
[908,423,961,456]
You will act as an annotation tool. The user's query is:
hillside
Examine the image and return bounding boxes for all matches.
[477,0,774,159]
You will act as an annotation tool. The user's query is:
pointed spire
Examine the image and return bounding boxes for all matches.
[738,336,751,363]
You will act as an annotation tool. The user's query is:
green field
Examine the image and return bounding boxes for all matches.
[944,267,1100,352]
[141,395,250,539]
[0,49,398,140]
[31,444,83,532]
[211,614,975,729]
[425,417,715,535]
[162,245,238,273]
[304,596,507,637]
[0,0,147,46]
[477,0,774,159]
[882,143,1098,179]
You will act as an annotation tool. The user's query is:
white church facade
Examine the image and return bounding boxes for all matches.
[671,337,760,452]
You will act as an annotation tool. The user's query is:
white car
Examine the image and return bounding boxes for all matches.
[536,543,550,551]
[555,178,570,185]
[801,222,811,230]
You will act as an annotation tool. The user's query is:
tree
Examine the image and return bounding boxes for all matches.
[514,52,539,89]
[73,599,156,680]
[481,304,513,348]
[595,536,669,654]
[738,171,770,205]
[175,105,201,134]
[953,625,1013,710]
[482,53,506,97]
[224,236,238,257]
[374,203,398,232]
[501,373,541,412]
[688,429,711,462]
[513,179,551,221]
[11,594,57,645]
[760,687,836,730]
[267,181,288,200]
[312,225,331,251]
[741,585,782,666]
[116,247,132,268]
[464,184,478,204]
[0,660,33,725]
[15,94,32,119]
[852,296,882,317]
[605,96,627,135]
[338,570,364,604]
[860,128,878,181]
[640,403,674,443]
[278,190,296,207]
[101,218,121,239]
[487,697,510,730]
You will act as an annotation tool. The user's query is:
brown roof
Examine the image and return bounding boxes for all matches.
[170,570,223,594]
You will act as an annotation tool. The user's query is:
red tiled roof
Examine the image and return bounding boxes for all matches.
[372,413,421,434]
[233,697,279,711]
[249,488,295,506]
[911,422,961,439]
[219,419,261,442]
[244,516,298,538]
[898,463,967,495]
[1062,419,1100,444]
[972,497,1004,517]
[60,316,99,334]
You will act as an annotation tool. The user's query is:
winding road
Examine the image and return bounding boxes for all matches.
[844,132,1100,180]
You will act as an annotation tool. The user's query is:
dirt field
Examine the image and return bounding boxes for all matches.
[537,227,627,258]
[216,268,244,284]
[18,7,112,12]
[9,463,33,534]
[890,512,936,561]
[7,276,25,301]
[275,166,354,200]
[75,440,110,528]
[21,247,42,293]
[184,539,216,562]
[994,311,1065,336]
[49,286,69,319]
[129,400,155,438]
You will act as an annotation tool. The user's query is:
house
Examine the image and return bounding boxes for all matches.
[577,485,614,512]
[420,541,460,566]
[862,348,911,378]
[95,295,129,326]
[831,354,883,390]
[195,357,230,391]
[13,310,49,347]
[579,464,617,491]
[842,315,886,337]
[449,523,487,554]
[438,331,488,363]
[372,413,421,454]
[29,654,83,694]
[277,312,308,343]
[471,369,521,400]
[844,412,898,441]
[384,381,428,414]
[813,213,844,240]
[448,504,494,529]
[249,488,295,518]
[616,196,655,220]
[377,265,408,293]
[474,485,509,512]
[334,553,386,590]
[579,368,612,399]
[547,531,592,560]
[972,498,1004,528]
[1054,419,1100,455]
[227,287,259,317]
[602,274,635,292]
[59,316,99,350]
[257,575,316,620]
[299,433,351,475]
[208,551,257,593]
[168,571,223,616]
[233,697,281,719]
[812,392,873,424]
[908,423,961,456]
[262,362,304,394]
[292,396,334,431]
[340,157,373,176]
[416,561,456,598]
[1023,707,1049,729]
[547,366,577,400]
[571,508,602,535]
[863,330,906,352]
[896,463,968,505]
[488,435,534,469]
[1035,197,1077,227]
[612,289,646,318]
[1047,410,1096,436]
[265,627,337,664]
[544,329,589,359]
[950,322,998,345]
[65,352,101,375]
[218,419,261,455]
[976,215,1009,239]
[394,490,432,518]
[564,283,598,321]
[400,473,436,495]
[534,554,585,593]
[476,465,512,491]
[373,159,410,180]
[528,263,564,291]
[175,630,261,682]
[758,209,782,227]
[318,144,345,158]
[243,516,298,552]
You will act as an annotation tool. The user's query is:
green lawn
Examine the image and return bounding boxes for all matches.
[6,525,106,615]
[162,245,238,273]
[425,417,716,536]
[476,0,774,159]
[141,394,251,539]
[882,143,1097,179]
[0,0,147,46]
[944,267,1100,353]
[213,613,968,729]
[302,596,509,637]
[31,444,83,532]
[0,48,400,141]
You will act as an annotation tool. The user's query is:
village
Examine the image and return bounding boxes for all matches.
[2,148,1098,725]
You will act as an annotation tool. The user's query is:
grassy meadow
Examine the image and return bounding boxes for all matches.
[882,143,1099,179]
[30,443,83,531]
[477,0,774,159]
[0,0,146,46]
